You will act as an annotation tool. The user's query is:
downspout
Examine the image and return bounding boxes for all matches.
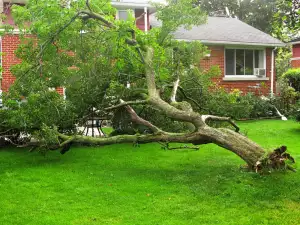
[271,46,287,120]
[271,47,279,97]
[271,48,276,97]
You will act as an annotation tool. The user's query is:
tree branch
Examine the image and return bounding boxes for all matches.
[37,12,82,59]
[57,130,211,146]
[201,115,240,133]
[177,86,202,110]
[86,0,92,12]
[55,126,263,167]
[145,47,158,97]
[80,10,116,28]
[59,136,75,147]
[104,100,148,111]
[170,77,180,103]
[124,104,163,134]
[164,84,202,110]
[158,142,199,151]
[144,47,205,129]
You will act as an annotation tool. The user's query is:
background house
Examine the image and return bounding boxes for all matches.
[111,0,165,31]
[0,0,284,96]
[290,37,300,68]
[151,15,285,95]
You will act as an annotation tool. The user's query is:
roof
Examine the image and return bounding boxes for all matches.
[290,37,300,45]
[151,16,284,47]
[111,0,166,9]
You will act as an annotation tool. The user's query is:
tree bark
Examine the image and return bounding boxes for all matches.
[58,125,264,167]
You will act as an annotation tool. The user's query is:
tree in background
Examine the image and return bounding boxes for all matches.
[198,0,276,34]
[273,0,299,39]
[276,47,292,78]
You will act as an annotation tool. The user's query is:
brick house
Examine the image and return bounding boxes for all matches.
[0,0,284,96]
[290,37,300,68]
[152,16,285,95]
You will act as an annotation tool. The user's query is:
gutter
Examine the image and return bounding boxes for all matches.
[111,2,156,8]
[290,41,300,45]
[174,38,286,47]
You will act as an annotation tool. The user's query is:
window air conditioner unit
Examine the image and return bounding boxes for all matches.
[254,68,266,77]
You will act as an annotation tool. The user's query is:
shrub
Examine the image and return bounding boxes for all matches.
[204,89,276,119]
[275,78,300,116]
[296,109,300,122]
[282,68,300,91]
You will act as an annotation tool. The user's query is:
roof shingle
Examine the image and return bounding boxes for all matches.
[151,16,284,47]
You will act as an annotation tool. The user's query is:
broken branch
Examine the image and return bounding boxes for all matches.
[170,77,180,103]
[124,104,163,134]
[104,100,148,111]
[201,115,240,132]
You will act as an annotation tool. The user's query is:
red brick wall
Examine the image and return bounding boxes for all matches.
[1,34,65,96]
[292,44,300,58]
[291,44,300,68]
[199,46,274,95]
[292,59,300,68]
[2,34,21,92]
[56,87,64,95]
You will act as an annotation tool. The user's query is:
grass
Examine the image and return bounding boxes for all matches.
[1,120,300,225]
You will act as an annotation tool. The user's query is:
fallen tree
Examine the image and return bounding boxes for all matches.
[3,0,295,172]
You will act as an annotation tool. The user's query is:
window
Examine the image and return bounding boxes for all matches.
[117,10,130,21]
[225,49,265,76]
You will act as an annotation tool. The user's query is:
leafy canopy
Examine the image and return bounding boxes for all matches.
[198,0,276,33]
[2,0,210,132]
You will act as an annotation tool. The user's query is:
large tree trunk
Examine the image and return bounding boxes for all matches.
[58,125,265,168]
[199,127,265,166]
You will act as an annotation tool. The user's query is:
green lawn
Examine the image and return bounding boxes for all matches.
[1,120,300,225]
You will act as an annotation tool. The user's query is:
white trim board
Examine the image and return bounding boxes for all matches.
[223,76,269,81]
[290,41,300,45]
[0,29,21,34]
[112,2,155,9]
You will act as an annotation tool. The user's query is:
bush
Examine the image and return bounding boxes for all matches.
[296,109,300,122]
[282,68,300,91]
[203,88,276,119]
[275,78,300,116]
[176,66,278,120]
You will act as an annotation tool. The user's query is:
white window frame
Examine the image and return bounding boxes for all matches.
[116,9,135,20]
[224,46,267,80]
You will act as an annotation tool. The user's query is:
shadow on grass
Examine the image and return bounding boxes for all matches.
[288,127,300,134]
